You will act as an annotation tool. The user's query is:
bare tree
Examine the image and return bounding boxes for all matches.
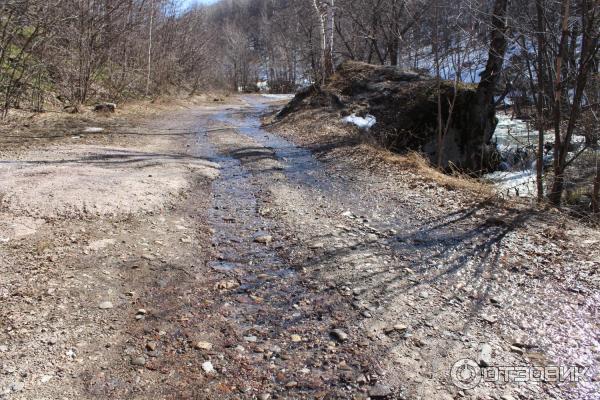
[312,0,335,81]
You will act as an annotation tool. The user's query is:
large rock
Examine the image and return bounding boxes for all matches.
[94,102,117,113]
[278,61,498,171]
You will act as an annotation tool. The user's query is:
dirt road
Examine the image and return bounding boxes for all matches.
[1,96,598,400]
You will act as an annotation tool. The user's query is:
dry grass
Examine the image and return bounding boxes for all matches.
[376,150,494,196]
[269,108,495,201]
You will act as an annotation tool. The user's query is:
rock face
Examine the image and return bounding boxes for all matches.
[278,61,499,171]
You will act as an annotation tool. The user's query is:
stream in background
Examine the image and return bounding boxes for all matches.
[485,114,541,197]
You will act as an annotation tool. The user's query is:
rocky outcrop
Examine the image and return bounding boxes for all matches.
[278,61,499,171]
[94,102,117,113]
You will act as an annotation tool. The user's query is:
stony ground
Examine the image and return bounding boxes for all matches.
[0,96,598,400]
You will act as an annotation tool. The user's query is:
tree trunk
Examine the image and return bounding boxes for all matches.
[535,0,547,202]
[593,159,600,214]
[313,0,335,81]
[549,0,599,206]
[470,0,509,171]
[548,0,571,206]
[146,0,154,96]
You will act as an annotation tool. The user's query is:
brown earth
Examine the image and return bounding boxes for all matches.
[0,95,598,400]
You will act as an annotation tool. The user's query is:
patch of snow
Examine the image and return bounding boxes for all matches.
[261,94,294,100]
[342,114,377,130]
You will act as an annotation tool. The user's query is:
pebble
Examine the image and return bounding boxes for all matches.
[481,314,498,324]
[202,361,215,374]
[146,342,157,351]
[479,343,492,367]
[195,341,213,351]
[258,394,271,400]
[419,291,429,299]
[98,301,114,310]
[3,365,16,374]
[0,345,7,352]
[9,381,24,392]
[330,329,349,342]
[47,337,58,345]
[368,383,392,398]
[244,335,258,343]
[254,234,273,244]
[215,280,240,290]
[342,211,355,218]
[131,356,146,366]
[40,375,53,383]
[290,334,302,343]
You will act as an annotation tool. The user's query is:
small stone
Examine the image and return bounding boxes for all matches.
[330,329,349,342]
[258,394,271,400]
[3,365,16,374]
[479,343,493,367]
[0,345,7,352]
[40,375,53,383]
[147,350,160,358]
[285,381,298,388]
[393,324,408,332]
[368,383,392,398]
[9,381,24,392]
[482,314,497,324]
[419,291,429,299]
[136,309,147,315]
[215,280,240,290]
[47,337,58,345]
[146,342,157,351]
[254,234,273,244]
[511,338,531,349]
[290,334,302,343]
[98,301,114,310]
[131,356,146,366]
[244,335,258,343]
[194,341,213,351]
[510,345,524,355]
[202,361,215,374]
[500,395,516,400]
